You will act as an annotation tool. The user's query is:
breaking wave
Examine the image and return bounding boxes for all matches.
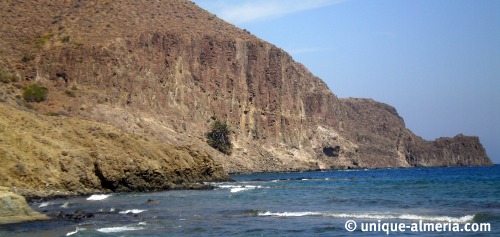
[96,226,145,233]
[217,184,267,193]
[119,209,147,214]
[38,202,54,208]
[86,194,112,201]
[65,227,83,236]
[257,211,476,223]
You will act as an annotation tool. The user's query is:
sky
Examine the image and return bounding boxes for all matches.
[192,0,500,164]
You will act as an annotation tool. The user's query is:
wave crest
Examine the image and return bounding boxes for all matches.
[257,211,476,223]
[97,226,145,233]
[86,194,112,201]
[119,209,147,214]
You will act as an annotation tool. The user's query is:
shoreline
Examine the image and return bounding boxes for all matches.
[227,163,497,175]
[19,164,497,201]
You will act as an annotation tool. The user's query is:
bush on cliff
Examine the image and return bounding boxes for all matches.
[0,70,17,83]
[23,84,48,102]
[207,119,232,155]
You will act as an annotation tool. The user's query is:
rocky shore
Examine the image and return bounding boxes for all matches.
[0,187,49,224]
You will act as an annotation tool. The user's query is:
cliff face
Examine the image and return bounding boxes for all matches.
[0,0,492,180]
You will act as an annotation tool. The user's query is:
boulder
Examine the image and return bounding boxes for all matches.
[0,187,49,224]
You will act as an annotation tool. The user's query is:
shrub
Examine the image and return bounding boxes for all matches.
[21,54,33,63]
[65,89,76,97]
[0,70,17,83]
[61,35,70,43]
[23,84,48,102]
[206,119,232,155]
[34,33,54,47]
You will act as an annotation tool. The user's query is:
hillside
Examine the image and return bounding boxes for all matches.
[0,0,491,188]
[0,103,228,199]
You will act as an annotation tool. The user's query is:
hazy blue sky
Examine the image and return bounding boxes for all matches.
[192,0,500,164]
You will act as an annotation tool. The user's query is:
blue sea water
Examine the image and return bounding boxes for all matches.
[1,165,498,236]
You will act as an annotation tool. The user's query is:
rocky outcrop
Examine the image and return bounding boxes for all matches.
[0,104,229,199]
[0,187,49,224]
[0,0,492,179]
[333,98,492,168]
[405,134,492,167]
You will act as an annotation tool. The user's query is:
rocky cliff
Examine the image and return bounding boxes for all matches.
[0,0,491,186]
[335,98,492,168]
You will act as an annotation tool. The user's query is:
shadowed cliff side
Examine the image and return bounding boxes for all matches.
[0,0,492,177]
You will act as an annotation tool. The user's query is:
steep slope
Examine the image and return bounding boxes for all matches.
[0,0,491,177]
[0,104,228,199]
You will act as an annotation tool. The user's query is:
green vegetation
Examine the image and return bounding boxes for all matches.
[61,35,70,43]
[0,70,17,83]
[21,54,34,63]
[34,33,55,47]
[45,111,61,116]
[206,119,232,155]
[23,84,48,102]
[65,89,76,97]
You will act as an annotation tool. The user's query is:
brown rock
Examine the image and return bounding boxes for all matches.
[0,186,50,224]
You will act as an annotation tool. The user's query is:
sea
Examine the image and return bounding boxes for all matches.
[1,165,498,236]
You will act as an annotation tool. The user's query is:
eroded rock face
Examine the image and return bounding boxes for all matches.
[0,0,492,176]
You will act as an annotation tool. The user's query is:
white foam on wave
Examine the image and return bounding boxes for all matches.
[398,214,475,223]
[60,202,70,208]
[39,202,53,208]
[86,194,111,201]
[259,211,321,217]
[119,209,147,214]
[258,211,475,223]
[218,184,266,193]
[66,227,85,236]
[97,226,145,233]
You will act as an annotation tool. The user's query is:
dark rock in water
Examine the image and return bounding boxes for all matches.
[147,199,160,204]
[53,210,94,220]
[182,183,216,190]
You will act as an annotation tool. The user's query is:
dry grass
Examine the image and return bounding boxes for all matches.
[0,103,228,199]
